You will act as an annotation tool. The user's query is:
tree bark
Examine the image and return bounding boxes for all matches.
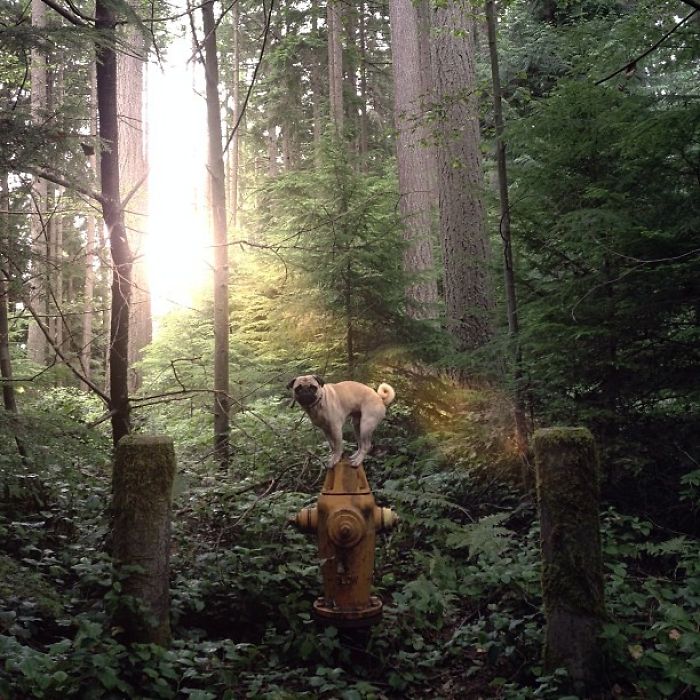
[485,0,529,453]
[50,186,64,355]
[80,63,98,388]
[534,428,605,694]
[117,16,151,392]
[267,121,278,176]
[27,0,49,365]
[327,0,344,133]
[111,435,175,646]
[228,0,240,227]
[0,176,29,463]
[96,0,132,446]
[202,0,231,467]
[429,1,495,356]
[389,0,439,319]
[358,3,369,163]
[310,10,323,159]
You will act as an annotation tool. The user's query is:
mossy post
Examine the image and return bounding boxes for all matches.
[534,427,605,692]
[111,435,176,646]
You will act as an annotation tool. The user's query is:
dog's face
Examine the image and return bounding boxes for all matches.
[287,374,325,407]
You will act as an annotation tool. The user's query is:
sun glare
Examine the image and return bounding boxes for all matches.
[146,36,211,321]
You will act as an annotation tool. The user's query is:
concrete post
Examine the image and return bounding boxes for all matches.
[111,434,176,645]
[534,427,606,692]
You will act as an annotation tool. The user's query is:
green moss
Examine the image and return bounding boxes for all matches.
[112,434,176,646]
[534,427,605,619]
[113,435,176,501]
[534,426,594,448]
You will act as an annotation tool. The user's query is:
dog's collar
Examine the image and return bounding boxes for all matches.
[306,390,324,410]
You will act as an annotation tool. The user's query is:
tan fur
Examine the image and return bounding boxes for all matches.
[288,376,396,468]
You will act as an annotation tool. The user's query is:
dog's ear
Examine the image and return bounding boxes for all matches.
[313,374,325,386]
[286,377,297,390]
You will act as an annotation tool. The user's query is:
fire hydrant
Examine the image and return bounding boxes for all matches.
[290,458,398,627]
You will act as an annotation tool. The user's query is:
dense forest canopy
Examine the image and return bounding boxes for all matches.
[0,0,699,697]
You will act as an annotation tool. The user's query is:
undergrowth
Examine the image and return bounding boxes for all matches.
[0,382,699,698]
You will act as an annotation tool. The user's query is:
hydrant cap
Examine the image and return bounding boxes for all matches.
[375,506,399,532]
[327,507,366,548]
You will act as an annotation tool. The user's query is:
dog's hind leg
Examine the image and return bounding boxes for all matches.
[348,411,382,467]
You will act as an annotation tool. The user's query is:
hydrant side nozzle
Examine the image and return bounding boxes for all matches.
[290,506,318,532]
[374,506,399,533]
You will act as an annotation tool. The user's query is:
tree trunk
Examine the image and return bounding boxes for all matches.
[485,0,529,453]
[202,0,231,467]
[111,435,175,646]
[344,2,359,149]
[358,3,369,164]
[389,0,440,319]
[534,428,605,694]
[311,11,323,159]
[55,196,64,353]
[0,271,16,415]
[81,65,98,388]
[0,176,29,463]
[118,18,151,392]
[96,0,132,446]
[228,0,240,227]
[49,65,65,359]
[27,0,49,365]
[429,1,495,357]
[267,122,278,176]
[345,260,354,378]
[327,0,344,133]
[47,188,58,349]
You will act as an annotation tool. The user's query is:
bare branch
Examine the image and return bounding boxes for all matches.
[595,9,698,86]
[23,166,104,204]
[40,0,88,26]
[21,296,110,404]
[223,0,275,154]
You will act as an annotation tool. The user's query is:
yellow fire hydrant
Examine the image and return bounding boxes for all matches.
[290,458,398,627]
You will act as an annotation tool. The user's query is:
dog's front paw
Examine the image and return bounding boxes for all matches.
[348,453,364,468]
[327,454,342,469]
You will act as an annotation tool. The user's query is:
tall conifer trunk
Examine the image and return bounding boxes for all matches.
[389,0,439,318]
[429,1,495,360]
[485,0,529,451]
[229,1,240,227]
[327,0,344,133]
[358,3,369,163]
[118,13,151,391]
[27,0,48,365]
[81,63,98,387]
[202,0,230,466]
[0,175,28,462]
[310,10,322,158]
[96,0,132,445]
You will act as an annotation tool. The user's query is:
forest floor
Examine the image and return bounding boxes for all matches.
[0,373,699,698]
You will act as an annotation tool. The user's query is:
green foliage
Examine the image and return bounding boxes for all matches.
[255,136,407,371]
[509,76,700,514]
[2,374,700,698]
[2,0,700,697]
[600,510,700,697]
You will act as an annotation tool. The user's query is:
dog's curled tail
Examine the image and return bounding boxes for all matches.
[377,383,396,407]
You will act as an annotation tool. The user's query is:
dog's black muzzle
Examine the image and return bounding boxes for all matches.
[295,387,319,407]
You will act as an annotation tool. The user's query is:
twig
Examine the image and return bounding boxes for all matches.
[595,10,698,86]
[222,0,275,154]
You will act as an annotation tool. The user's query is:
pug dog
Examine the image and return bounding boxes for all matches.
[287,375,396,468]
